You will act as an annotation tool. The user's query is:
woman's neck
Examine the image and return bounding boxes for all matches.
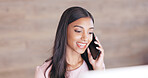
[66,47,83,70]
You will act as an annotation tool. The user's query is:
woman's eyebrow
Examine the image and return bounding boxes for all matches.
[74,25,94,29]
[74,25,83,29]
[89,27,94,29]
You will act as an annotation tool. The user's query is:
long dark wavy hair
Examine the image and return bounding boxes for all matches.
[45,6,94,78]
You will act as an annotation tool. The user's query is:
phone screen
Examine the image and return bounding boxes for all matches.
[88,34,101,60]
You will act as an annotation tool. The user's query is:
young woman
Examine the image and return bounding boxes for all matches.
[35,6,105,78]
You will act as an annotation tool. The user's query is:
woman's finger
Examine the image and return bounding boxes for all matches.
[96,47,104,57]
[94,41,103,48]
[95,36,100,42]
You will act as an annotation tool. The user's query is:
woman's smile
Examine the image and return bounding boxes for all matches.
[76,42,87,49]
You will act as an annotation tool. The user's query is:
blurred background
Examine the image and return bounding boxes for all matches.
[0,0,148,78]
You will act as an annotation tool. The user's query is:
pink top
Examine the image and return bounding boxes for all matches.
[35,60,89,78]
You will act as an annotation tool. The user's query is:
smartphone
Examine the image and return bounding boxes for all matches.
[88,33,101,60]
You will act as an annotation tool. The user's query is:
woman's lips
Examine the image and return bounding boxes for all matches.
[76,42,87,49]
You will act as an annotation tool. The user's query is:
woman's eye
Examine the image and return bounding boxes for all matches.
[89,32,94,34]
[74,30,81,33]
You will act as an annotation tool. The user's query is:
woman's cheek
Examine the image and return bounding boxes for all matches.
[72,32,82,39]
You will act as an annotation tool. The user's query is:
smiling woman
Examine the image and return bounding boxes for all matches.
[35,6,105,78]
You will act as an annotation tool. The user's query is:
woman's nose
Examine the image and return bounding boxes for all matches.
[81,32,88,41]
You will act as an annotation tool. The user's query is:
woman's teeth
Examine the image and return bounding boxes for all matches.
[77,43,86,45]
[76,42,87,48]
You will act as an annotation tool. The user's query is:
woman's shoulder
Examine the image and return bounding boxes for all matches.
[39,61,51,71]
[35,60,52,78]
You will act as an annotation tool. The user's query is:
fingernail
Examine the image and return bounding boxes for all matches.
[96,47,99,49]
[94,41,98,44]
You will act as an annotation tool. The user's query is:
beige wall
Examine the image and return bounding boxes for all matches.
[0,0,148,78]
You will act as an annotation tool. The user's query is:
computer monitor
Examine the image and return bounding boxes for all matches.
[79,65,148,78]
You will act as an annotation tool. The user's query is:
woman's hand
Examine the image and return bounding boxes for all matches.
[87,36,105,70]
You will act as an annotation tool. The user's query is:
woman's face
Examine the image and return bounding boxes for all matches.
[67,17,94,54]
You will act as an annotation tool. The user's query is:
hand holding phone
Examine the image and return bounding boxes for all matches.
[87,34,105,70]
[88,33,101,60]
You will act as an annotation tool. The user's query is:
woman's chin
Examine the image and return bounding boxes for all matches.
[76,49,86,54]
